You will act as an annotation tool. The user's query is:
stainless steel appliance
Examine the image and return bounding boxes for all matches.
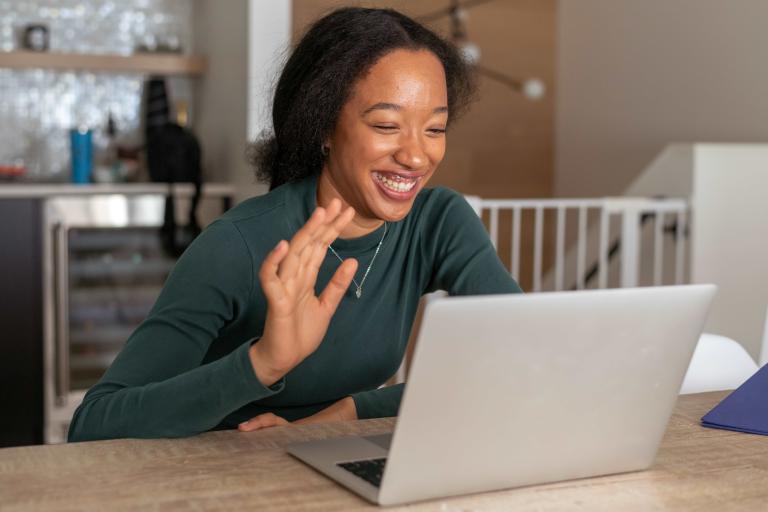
[42,191,231,443]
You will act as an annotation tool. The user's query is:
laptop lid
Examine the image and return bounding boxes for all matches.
[378,285,716,506]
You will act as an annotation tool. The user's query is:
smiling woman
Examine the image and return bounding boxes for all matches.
[67,7,522,442]
[320,49,450,233]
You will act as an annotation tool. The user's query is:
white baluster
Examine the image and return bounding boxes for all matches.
[533,205,543,292]
[653,209,664,286]
[555,206,565,291]
[599,207,609,289]
[577,205,587,290]
[511,207,521,280]
[489,207,499,250]
[620,207,641,288]
[675,209,687,284]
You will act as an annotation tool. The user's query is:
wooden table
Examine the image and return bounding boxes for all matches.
[1,392,766,511]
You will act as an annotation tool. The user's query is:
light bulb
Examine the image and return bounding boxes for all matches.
[521,79,545,100]
[458,41,481,65]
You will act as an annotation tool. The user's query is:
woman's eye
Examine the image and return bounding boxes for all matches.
[428,128,446,135]
[373,125,397,131]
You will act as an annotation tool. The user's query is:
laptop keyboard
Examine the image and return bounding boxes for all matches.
[337,458,387,488]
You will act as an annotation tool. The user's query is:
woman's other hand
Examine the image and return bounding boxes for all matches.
[237,397,357,432]
[249,199,358,386]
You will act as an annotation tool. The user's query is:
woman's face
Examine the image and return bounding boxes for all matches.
[321,48,449,225]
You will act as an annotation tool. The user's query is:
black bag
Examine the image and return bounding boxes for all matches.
[143,76,203,258]
[146,122,203,258]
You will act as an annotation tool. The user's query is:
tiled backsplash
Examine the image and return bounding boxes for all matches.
[0,0,193,181]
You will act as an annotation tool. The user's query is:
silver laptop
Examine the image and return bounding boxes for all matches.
[287,285,716,506]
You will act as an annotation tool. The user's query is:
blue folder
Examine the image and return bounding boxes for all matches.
[701,363,768,435]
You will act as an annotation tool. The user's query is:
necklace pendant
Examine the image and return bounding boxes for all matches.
[355,287,362,299]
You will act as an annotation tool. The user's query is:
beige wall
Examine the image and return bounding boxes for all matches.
[690,145,768,360]
[556,0,768,198]
[192,0,249,186]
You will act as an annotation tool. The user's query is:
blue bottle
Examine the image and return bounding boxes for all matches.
[70,127,93,184]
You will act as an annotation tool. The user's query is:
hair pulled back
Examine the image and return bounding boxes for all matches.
[249,7,476,190]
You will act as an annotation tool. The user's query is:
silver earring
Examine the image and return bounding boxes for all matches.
[321,145,329,156]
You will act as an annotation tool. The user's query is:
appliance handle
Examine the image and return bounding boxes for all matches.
[53,222,70,406]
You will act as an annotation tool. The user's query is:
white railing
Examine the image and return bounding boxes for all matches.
[474,197,690,291]
[393,196,691,384]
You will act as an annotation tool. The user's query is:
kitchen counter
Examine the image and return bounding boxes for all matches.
[0,182,235,198]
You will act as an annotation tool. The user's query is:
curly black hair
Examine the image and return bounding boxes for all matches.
[248,7,477,190]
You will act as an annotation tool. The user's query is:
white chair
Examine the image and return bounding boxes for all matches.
[680,333,759,394]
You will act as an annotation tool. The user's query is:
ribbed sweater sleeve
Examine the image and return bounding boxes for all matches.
[353,384,404,420]
[426,188,523,296]
[68,221,284,442]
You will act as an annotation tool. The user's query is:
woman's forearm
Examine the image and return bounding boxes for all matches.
[295,396,358,424]
[68,340,283,442]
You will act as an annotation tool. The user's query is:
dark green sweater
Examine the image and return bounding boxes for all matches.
[68,175,521,441]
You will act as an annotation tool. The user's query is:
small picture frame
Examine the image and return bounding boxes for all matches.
[21,24,49,52]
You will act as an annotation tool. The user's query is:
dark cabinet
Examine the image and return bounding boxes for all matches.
[0,199,44,447]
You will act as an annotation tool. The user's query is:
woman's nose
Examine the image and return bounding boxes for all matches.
[393,134,427,170]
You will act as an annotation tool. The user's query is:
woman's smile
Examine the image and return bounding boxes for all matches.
[371,171,424,200]
[317,48,449,236]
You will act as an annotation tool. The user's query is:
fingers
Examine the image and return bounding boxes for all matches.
[277,206,327,281]
[281,201,354,286]
[316,206,356,247]
[237,413,290,432]
[277,199,344,282]
[319,257,359,312]
[267,200,358,304]
[259,240,289,303]
[297,238,328,295]
[300,206,356,291]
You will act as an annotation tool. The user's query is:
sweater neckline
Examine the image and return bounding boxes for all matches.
[294,174,388,254]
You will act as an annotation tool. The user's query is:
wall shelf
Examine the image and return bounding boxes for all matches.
[0,51,207,76]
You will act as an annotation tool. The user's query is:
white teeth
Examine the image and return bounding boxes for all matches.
[373,172,418,193]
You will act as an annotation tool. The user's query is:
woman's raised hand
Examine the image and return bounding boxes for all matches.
[249,199,358,386]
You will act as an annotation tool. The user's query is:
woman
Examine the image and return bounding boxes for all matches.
[68,7,522,442]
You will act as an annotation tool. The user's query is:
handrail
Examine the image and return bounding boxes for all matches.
[577,209,688,290]
[476,196,690,291]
